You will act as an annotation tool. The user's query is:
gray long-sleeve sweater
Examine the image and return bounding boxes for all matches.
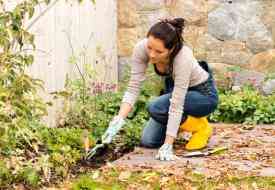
[122,38,209,137]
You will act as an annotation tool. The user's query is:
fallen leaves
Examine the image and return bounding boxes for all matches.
[111,123,275,183]
[52,123,275,189]
[92,170,100,180]
[118,171,132,181]
[142,172,159,182]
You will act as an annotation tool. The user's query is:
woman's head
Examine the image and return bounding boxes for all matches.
[147,18,185,66]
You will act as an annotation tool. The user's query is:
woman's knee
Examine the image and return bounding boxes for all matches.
[184,92,218,117]
[147,101,162,121]
[147,103,169,124]
[140,118,166,148]
[147,95,170,123]
[147,101,156,116]
[141,138,162,148]
[209,98,219,113]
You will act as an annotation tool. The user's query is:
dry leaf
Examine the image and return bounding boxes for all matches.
[118,171,131,181]
[142,172,158,182]
[252,182,259,190]
[14,184,26,190]
[92,170,100,179]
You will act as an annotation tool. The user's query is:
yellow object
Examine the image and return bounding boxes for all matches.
[180,116,212,150]
[82,130,90,152]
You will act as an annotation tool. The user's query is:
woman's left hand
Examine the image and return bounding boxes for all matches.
[155,143,179,161]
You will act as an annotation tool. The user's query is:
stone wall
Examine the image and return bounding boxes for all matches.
[118,0,275,94]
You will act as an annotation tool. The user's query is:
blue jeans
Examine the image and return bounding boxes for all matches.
[141,61,219,148]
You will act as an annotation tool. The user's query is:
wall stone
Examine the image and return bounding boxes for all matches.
[183,25,207,59]
[136,8,169,39]
[220,41,253,66]
[118,0,275,93]
[246,49,275,74]
[117,28,138,57]
[168,0,208,25]
[262,79,275,95]
[135,0,165,11]
[118,0,138,28]
[208,1,274,54]
[117,0,168,57]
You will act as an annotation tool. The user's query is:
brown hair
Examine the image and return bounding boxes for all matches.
[147,17,185,74]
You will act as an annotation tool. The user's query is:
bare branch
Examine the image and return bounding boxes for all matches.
[26,0,60,31]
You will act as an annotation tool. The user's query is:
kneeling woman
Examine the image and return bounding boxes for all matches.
[102,18,219,161]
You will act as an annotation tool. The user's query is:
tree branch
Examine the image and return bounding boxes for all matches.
[26,0,60,31]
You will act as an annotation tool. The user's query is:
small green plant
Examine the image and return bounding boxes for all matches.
[0,160,13,188]
[53,60,162,152]
[210,86,275,124]
[71,175,121,190]
[18,166,41,188]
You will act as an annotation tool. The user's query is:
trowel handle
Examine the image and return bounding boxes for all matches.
[209,146,228,154]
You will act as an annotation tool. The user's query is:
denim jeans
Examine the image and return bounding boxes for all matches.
[141,61,219,148]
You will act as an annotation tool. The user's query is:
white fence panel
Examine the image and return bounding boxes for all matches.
[5,0,118,127]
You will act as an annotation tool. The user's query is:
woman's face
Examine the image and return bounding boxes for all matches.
[147,35,171,64]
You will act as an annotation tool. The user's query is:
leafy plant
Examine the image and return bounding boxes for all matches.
[0,160,13,188]
[210,86,275,124]
[54,62,162,153]
[71,175,119,190]
[18,166,41,188]
[0,0,96,188]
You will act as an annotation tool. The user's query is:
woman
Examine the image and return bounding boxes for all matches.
[102,18,219,161]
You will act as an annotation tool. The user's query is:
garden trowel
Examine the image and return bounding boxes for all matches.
[181,146,228,157]
[82,129,107,160]
[85,139,106,160]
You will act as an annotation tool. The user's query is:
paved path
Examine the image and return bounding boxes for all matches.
[113,124,275,178]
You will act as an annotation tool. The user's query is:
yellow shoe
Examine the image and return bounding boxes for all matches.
[180,116,205,133]
[179,116,213,150]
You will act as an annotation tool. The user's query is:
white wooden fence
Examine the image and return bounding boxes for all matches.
[5,0,118,127]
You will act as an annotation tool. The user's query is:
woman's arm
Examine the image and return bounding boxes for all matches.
[121,39,149,112]
[165,47,194,139]
[118,102,132,119]
[164,135,175,144]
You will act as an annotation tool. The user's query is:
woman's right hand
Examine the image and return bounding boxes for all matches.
[101,115,126,144]
[101,102,132,144]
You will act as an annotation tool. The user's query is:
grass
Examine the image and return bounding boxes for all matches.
[70,169,275,190]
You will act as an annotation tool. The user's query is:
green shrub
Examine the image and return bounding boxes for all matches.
[71,175,120,190]
[210,87,275,124]
[17,166,41,188]
[54,64,162,151]
[37,127,83,178]
[0,160,13,188]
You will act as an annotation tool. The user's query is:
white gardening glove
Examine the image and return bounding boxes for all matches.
[155,143,179,161]
[101,115,126,144]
